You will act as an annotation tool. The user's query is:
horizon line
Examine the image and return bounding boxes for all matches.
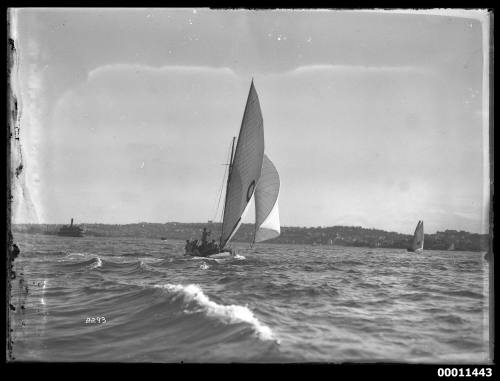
[10,221,487,236]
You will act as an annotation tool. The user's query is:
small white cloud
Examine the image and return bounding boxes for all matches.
[288,64,429,76]
[87,63,237,82]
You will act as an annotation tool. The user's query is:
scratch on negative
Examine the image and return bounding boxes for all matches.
[7,25,24,361]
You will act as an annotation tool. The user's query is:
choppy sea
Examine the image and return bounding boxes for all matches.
[9,233,491,363]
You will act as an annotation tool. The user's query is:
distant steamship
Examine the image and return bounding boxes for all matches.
[57,218,84,237]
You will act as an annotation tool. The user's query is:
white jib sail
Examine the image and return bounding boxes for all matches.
[254,154,280,243]
[221,81,265,248]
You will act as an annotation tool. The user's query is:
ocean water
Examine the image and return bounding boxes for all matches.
[9,233,491,363]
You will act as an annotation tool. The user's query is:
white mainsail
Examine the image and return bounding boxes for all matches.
[254,154,280,243]
[411,220,424,252]
[220,81,265,248]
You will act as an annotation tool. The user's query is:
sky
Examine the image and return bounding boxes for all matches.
[9,8,491,234]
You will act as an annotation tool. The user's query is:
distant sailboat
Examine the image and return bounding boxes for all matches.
[447,242,455,251]
[185,80,280,257]
[407,220,424,253]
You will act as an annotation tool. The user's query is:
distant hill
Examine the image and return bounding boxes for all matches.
[11,222,489,252]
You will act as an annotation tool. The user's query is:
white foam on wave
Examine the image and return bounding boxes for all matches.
[66,252,86,257]
[157,283,277,342]
[139,257,163,264]
[40,279,48,306]
[191,256,217,261]
[90,257,103,269]
[233,254,246,260]
[60,252,87,261]
[191,256,224,265]
[200,262,210,270]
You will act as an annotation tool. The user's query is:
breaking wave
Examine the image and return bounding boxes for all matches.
[155,283,278,342]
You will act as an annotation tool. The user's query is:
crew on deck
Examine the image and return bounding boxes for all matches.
[185,228,219,254]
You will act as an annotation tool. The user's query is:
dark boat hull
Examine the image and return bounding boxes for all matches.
[57,228,84,237]
[407,248,423,253]
[185,246,233,258]
[58,219,83,237]
[57,232,83,237]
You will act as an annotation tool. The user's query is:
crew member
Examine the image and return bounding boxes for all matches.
[201,228,211,246]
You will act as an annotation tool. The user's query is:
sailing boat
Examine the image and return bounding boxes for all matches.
[185,80,280,257]
[407,220,424,253]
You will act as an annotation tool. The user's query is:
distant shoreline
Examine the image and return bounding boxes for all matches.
[11,222,489,252]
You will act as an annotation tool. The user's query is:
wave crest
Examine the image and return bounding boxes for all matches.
[157,283,277,342]
[90,257,103,269]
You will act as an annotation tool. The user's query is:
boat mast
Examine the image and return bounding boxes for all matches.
[219,136,236,248]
